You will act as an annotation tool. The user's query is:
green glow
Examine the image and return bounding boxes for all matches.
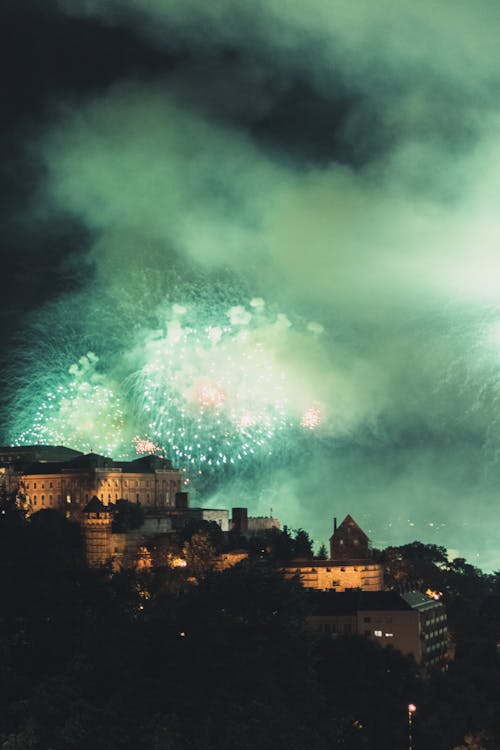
[13,302,326,473]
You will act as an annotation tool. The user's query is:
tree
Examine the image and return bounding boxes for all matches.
[293,529,314,559]
[183,531,216,581]
[380,542,447,590]
[266,525,295,560]
[453,732,489,750]
[112,499,145,532]
[316,543,328,560]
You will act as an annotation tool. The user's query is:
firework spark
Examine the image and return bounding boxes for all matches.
[14,353,125,457]
[132,435,160,455]
[301,403,322,430]
[11,301,326,476]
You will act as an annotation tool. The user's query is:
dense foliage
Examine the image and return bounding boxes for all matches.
[1,502,499,749]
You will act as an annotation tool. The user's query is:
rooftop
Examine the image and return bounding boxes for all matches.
[17,452,175,475]
[308,590,415,616]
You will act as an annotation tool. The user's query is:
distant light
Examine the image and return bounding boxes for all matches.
[408,704,417,713]
[425,588,442,600]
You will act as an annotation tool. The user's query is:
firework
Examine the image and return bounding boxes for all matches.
[13,353,126,458]
[132,435,161,455]
[11,300,326,477]
[129,301,325,471]
[301,403,322,430]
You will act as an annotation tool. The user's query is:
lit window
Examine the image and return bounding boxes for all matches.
[385,633,394,637]
[374,630,382,637]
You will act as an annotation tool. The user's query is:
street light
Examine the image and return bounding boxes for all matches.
[408,703,417,750]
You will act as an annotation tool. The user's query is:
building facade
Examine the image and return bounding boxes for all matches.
[11,452,183,516]
[231,507,281,535]
[281,515,384,592]
[308,590,448,668]
[282,559,384,591]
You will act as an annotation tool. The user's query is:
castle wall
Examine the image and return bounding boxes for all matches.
[282,562,383,591]
[83,517,112,567]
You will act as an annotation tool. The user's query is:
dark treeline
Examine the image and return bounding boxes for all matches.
[1,501,500,750]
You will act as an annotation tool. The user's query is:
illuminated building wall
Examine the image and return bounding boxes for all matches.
[82,496,113,567]
[11,452,183,516]
[282,560,383,591]
[281,514,383,591]
[308,590,448,668]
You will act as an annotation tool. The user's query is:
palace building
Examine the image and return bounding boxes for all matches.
[1,448,183,517]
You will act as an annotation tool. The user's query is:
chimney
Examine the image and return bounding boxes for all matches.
[175,491,189,509]
[232,507,248,534]
[333,517,337,533]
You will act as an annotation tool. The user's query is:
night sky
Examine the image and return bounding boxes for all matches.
[3,0,500,567]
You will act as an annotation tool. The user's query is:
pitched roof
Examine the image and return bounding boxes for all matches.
[334,515,368,539]
[19,452,177,476]
[83,496,110,514]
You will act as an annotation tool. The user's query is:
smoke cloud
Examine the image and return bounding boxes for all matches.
[9,1,500,567]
